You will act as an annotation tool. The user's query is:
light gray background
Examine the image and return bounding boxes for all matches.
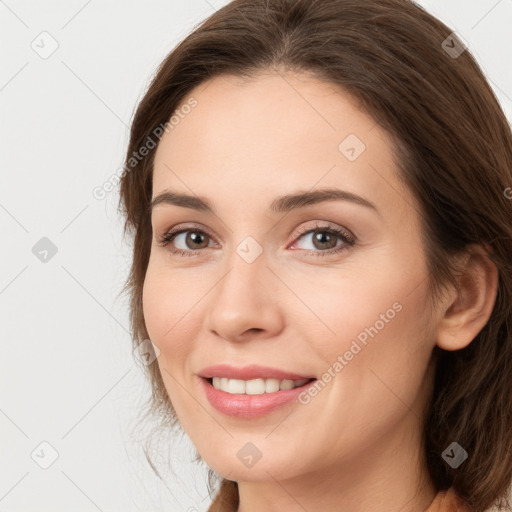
[1,1,511,511]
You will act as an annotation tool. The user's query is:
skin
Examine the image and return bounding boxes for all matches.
[142,70,498,512]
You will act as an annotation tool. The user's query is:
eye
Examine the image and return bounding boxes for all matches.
[157,226,215,257]
[290,222,356,258]
[156,222,356,258]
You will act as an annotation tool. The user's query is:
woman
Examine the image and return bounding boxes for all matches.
[118,0,512,510]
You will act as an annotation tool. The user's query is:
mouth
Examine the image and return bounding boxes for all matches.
[203,376,316,395]
[199,375,318,418]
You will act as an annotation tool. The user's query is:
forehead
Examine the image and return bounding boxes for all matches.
[151,71,414,223]
[155,71,381,165]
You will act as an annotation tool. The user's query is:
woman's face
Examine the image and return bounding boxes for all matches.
[143,71,440,484]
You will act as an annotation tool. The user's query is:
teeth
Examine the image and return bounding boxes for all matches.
[211,377,310,395]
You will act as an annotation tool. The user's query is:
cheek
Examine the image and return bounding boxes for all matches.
[293,287,434,466]
[142,269,170,344]
[295,252,433,411]
[331,284,432,426]
[142,267,202,421]
[142,264,198,363]
[285,259,417,353]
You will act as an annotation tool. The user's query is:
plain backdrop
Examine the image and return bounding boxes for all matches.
[1,1,511,511]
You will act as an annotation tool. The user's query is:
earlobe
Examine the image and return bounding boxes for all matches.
[435,244,498,352]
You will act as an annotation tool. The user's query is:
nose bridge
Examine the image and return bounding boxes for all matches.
[215,242,268,311]
[204,240,282,340]
[217,226,268,294]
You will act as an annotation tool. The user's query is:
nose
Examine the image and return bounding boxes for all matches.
[203,250,284,343]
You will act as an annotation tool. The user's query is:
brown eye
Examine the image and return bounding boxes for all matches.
[309,231,339,250]
[292,223,356,258]
[181,231,210,249]
[157,227,215,257]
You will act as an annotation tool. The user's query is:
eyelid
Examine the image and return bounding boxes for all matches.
[156,222,219,247]
[290,220,355,245]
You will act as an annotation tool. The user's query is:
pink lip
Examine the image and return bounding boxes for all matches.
[199,376,316,419]
[197,364,314,381]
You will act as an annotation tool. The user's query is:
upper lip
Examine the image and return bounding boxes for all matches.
[198,364,315,381]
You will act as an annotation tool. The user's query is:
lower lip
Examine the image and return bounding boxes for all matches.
[199,377,316,419]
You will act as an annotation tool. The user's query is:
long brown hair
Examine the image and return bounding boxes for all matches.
[117,1,512,510]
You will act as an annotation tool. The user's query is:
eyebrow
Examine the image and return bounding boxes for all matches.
[149,188,380,216]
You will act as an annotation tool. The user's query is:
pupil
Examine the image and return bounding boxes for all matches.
[314,231,335,249]
[190,232,206,248]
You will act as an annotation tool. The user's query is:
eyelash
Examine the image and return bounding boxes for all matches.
[157,222,356,259]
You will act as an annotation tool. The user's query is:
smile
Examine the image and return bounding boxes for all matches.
[210,377,312,394]
[199,376,317,418]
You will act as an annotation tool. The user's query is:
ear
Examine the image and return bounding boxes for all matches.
[436,243,499,351]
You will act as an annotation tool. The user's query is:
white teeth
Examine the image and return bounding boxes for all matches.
[210,377,310,395]
[280,379,294,390]
[265,378,280,393]
[245,378,265,395]
[227,379,245,394]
